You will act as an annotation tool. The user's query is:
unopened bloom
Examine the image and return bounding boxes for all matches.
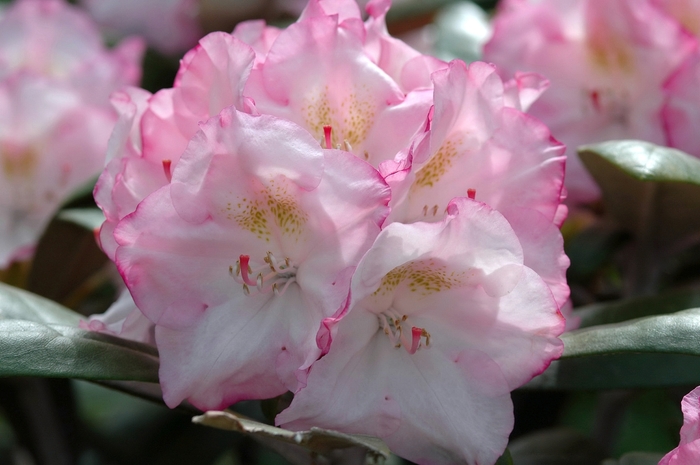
[483,0,695,203]
[659,386,700,465]
[114,107,390,409]
[278,198,565,465]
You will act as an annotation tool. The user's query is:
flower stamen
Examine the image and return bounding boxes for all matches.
[232,252,298,296]
[378,310,431,354]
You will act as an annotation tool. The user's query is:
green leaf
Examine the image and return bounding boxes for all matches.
[0,281,81,325]
[602,452,666,465]
[527,308,700,389]
[57,208,105,231]
[0,283,159,382]
[495,448,513,465]
[574,287,700,328]
[193,410,390,463]
[0,320,159,381]
[578,140,700,245]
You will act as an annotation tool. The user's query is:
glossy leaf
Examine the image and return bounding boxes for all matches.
[574,287,700,328]
[527,308,700,389]
[0,320,159,381]
[0,283,158,382]
[578,140,700,246]
[193,410,390,463]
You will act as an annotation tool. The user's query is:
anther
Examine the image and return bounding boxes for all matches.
[467,188,476,200]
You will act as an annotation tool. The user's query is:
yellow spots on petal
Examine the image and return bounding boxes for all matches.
[374,259,464,297]
[587,37,635,74]
[1,145,37,178]
[303,85,377,151]
[226,180,307,242]
[413,137,462,189]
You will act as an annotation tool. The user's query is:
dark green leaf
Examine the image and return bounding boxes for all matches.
[0,320,158,382]
[564,308,700,358]
[578,141,700,246]
[575,287,700,328]
[0,283,158,382]
[193,410,390,464]
[527,308,700,389]
[495,448,513,465]
[508,427,605,465]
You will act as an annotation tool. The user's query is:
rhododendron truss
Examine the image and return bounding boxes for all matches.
[483,0,696,203]
[88,0,570,462]
[278,198,565,465]
[114,107,390,409]
[0,0,144,269]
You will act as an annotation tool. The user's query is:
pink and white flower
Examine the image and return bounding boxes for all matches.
[663,51,700,157]
[94,32,255,260]
[0,0,143,268]
[239,0,444,168]
[483,0,696,203]
[659,386,700,465]
[382,60,569,308]
[114,107,390,409]
[0,0,143,103]
[278,197,565,465]
[80,288,155,345]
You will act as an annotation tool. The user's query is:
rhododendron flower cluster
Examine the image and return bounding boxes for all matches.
[0,0,143,269]
[91,0,568,463]
[483,0,696,204]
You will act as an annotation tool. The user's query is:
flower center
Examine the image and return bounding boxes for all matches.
[378,310,431,355]
[230,252,298,296]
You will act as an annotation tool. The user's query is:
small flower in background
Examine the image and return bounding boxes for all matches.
[658,0,700,159]
[659,386,700,465]
[0,0,144,269]
[483,0,696,204]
